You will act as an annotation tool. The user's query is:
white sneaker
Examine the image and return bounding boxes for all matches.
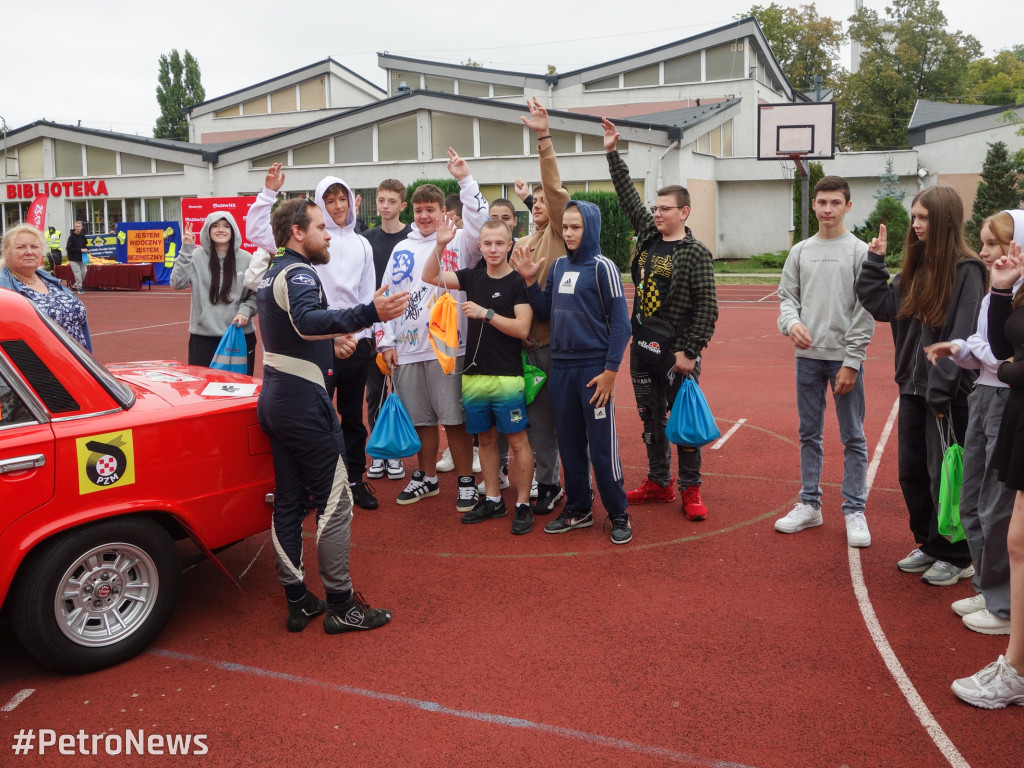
[386,458,406,480]
[472,446,481,474]
[436,448,455,472]
[952,655,1024,709]
[952,593,986,617]
[476,464,510,493]
[774,502,823,533]
[963,609,1012,635]
[921,561,975,586]
[845,512,871,548]
[530,476,539,500]
[367,458,385,479]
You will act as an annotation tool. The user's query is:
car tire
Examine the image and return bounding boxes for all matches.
[10,517,181,673]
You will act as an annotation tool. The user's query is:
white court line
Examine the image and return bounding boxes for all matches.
[851,397,970,768]
[710,418,745,450]
[2,689,35,711]
[91,321,189,336]
[756,291,777,302]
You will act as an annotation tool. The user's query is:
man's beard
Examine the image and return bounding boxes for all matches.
[306,242,330,265]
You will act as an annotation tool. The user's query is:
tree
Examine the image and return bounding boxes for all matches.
[874,155,906,202]
[792,161,824,240]
[546,64,557,77]
[854,198,911,267]
[154,50,205,141]
[462,59,482,68]
[841,0,981,150]
[740,4,845,93]
[964,141,1024,250]
[965,48,1024,106]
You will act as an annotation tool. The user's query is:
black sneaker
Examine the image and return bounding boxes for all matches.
[511,503,534,535]
[396,470,440,505]
[323,592,392,634]
[286,591,326,633]
[544,508,594,534]
[461,497,507,524]
[534,483,564,515]
[456,475,479,513]
[608,513,633,545]
[350,481,379,510]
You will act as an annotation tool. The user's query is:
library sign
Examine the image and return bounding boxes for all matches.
[7,180,110,199]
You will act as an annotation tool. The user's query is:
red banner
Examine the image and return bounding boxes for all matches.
[26,195,47,232]
[181,197,258,254]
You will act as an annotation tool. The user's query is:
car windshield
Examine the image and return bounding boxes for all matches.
[32,303,135,409]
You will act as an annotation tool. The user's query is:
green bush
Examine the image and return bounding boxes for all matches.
[751,250,789,269]
[853,195,909,266]
[401,178,461,225]
[792,162,824,239]
[569,191,633,269]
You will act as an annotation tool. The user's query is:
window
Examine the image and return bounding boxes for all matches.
[665,52,701,84]
[548,130,576,154]
[17,141,43,180]
[54,140,83,177]
[299,78,326,109]
[458,80,489,98]
[163,197,183,225]
[252,151,289,169]
[334,127,373,163]
[120,153,152,174]
[243,96,268,115]
[491,83,524,97]
[431,113,474,159]
[293,140,329,166]
[144,199,162,220]
[722,119,733,157]
[155,160,184,173]
[696,133,711,154]
[479,119,523,157]
[0,373,34,428]
[709,126,722,157]
[581,134,624,152]
[215,105,241,118]
[270,86,297,113]
[86,146,116,176]
[378,114,418,161]
[424,75,454,93]
[586,181,615,194]
[706,42,746,80]
[623,64,659,87]
[584,75,619,91]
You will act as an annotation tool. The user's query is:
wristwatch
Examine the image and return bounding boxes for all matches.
[484,309,495,323]
[682,347,699,360]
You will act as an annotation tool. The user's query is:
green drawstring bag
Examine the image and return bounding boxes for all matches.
[937,419,966,543]
[522,351,547,405]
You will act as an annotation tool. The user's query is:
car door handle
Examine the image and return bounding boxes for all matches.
[0,454,46,474]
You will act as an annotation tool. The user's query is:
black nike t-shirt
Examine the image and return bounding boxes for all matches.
[455,268,529,376]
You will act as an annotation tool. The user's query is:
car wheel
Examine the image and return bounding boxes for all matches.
[11,517,180,673]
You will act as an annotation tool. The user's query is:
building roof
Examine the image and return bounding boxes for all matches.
[908,99,1009,130]
[5,120,222,161]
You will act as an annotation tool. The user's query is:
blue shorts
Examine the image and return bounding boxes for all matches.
[462,375,528,435]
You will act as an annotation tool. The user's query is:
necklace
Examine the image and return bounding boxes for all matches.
[11,271,43,289]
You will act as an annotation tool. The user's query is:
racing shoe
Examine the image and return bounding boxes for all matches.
[681,484,708,521]
[286,591,326,633]
[544,508,594,534]
[396,471,440,505]
[534,483,564,515]
[323,592,392,634]
[626,477,676,505]
[367,458,386,479]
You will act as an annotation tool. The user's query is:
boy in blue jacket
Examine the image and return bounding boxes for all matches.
[513,200,633,543]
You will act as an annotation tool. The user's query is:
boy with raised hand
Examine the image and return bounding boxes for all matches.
[776,175,874,547]
[513,200,633,544]
[247,163,380,511]
[510,97,572,517]
[602,117,719,522]
[378,147,488,513]
[422,217,535,534]
[363,179,412,484]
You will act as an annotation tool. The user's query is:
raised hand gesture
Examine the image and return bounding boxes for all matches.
[514,178,530,202]
[265,163,286,193]
[435,214,457,253]
[600,117,620,153]
[869,223,886,256]
[520,96,550,137]
[991,240,1024,290]
[511,243,540,285]
[447,147,469,181]
[182,222,196,247]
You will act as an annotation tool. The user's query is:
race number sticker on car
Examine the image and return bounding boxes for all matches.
[76,430,136,494]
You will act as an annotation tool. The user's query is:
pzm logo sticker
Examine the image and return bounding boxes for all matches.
[76,430,136,494]
[637,339,661,354]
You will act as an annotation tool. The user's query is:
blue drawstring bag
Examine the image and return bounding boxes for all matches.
[666,377,721,447]
[209,324,248,373]
[366,389,422,459]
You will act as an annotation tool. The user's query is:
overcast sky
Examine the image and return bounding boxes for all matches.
[4,0,1015,137]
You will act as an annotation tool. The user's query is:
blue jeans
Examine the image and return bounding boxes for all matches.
[795,358,868,515]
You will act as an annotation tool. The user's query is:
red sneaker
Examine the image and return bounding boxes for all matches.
[626,477,676,505]
[681,485,708,521]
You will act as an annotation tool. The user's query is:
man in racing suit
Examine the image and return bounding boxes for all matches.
[256,198,408,635]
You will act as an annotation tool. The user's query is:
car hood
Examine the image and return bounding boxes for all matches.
[105,361,262,408]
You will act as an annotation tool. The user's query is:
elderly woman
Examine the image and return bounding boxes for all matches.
[1,224,92,351]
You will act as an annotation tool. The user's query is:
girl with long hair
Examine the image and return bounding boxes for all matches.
[856,185,986,586]
[171,212,258,374]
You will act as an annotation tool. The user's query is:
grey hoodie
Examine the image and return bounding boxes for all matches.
[171,211,256,337]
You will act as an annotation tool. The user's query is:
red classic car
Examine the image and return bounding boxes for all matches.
[0,289,273,672]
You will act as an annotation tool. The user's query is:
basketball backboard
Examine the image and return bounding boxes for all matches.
[757,102,835,161]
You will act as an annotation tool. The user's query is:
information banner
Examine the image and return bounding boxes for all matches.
[181,197,258,253]
[114,222,181,284]
[85,233,118,262]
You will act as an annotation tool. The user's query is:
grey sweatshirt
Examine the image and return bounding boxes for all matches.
[170,211,256,337]
[777,231,874,370]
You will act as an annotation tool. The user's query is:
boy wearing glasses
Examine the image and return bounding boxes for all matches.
[602,118,719,522]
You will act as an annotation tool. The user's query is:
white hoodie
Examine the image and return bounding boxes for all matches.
[378,176,487,364]
[247,175,376,340]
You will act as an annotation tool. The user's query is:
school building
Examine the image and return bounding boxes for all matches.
[4,17,1022,258]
